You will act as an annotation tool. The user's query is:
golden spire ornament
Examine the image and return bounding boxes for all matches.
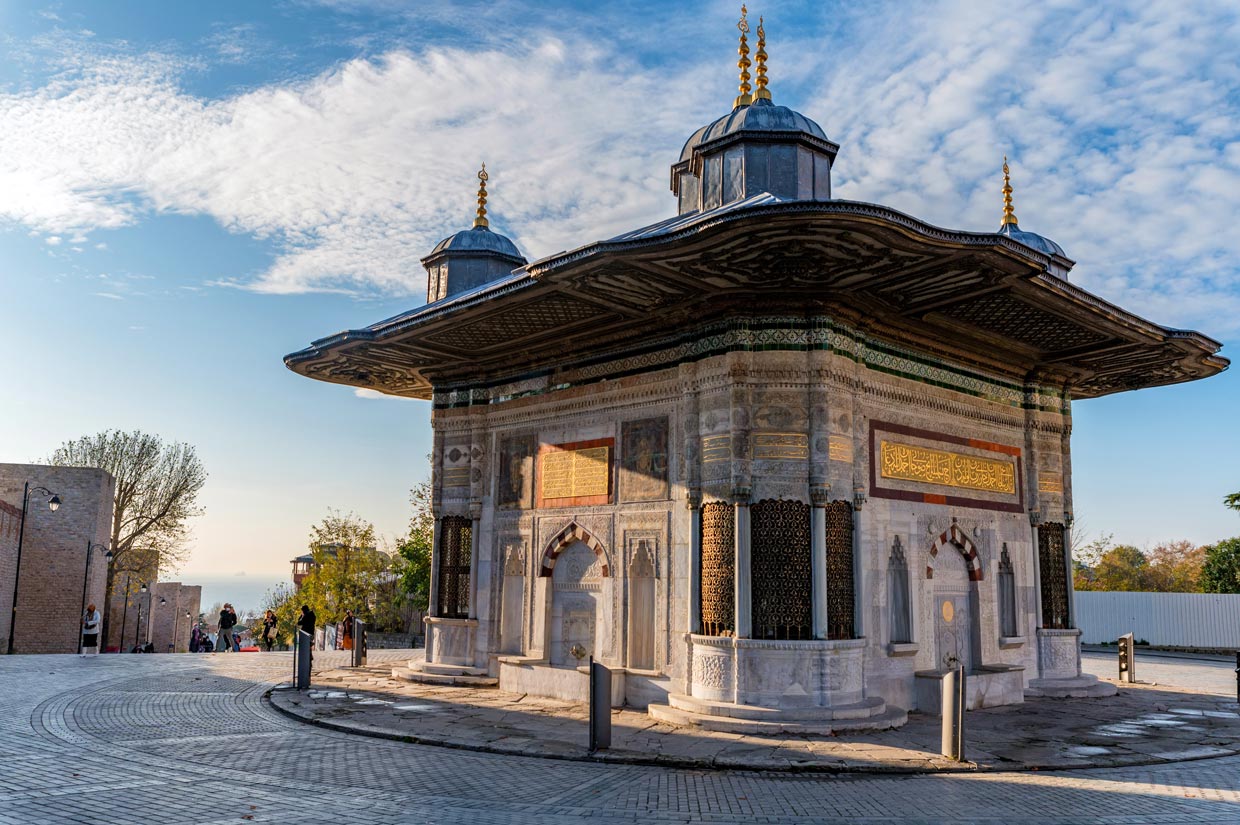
[734,4,752,109]
[473,163,489,229]
[753,15,771,101]
[1001,156,1018,227]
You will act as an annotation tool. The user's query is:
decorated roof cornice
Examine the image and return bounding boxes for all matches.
[284,196,1226,402]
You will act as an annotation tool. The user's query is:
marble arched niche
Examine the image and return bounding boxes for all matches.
[499,545,526,654]
[627,542,657,670]
[545,541,614,667]
[929,545,983,673]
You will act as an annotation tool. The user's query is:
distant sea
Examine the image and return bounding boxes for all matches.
[182,575,290,618]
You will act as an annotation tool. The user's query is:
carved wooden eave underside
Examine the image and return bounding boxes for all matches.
[284,199,1227,401]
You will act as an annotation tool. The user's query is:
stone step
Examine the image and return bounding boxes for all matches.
[391,666,498,687]
[667,693,886,721]
[415,662,490,677]
[1025,675,1118,699]
[648,702,907,735]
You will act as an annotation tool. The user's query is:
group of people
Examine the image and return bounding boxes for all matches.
[79,600,356,656]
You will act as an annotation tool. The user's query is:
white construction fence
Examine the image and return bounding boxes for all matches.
[1075,591,1240,649]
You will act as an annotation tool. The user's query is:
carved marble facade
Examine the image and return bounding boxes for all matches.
[418,332,1089,712]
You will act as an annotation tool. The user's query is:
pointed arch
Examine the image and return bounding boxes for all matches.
[539,522,610,577]
[926,523,983,581]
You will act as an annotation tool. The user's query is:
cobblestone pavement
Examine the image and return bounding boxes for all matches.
[3,651,1240,824]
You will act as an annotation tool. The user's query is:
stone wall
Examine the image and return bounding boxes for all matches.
[0,464,115,654]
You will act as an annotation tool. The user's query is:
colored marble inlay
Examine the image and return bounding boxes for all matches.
[879,440,1016,494]
[541,445,610,499]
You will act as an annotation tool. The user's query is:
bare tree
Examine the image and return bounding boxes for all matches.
[48,430,206,645]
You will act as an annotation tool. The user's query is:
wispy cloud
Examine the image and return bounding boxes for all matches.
[1,1,1238,335]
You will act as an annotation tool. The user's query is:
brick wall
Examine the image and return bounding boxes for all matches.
[0,499,23,649]
[0,464,115,654]
[146,582,202,653]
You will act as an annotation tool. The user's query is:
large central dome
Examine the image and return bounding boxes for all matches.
[670,10,838,215]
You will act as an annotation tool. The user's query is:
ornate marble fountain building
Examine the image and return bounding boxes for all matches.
[286,12,1227,730]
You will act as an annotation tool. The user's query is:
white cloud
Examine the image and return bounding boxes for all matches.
[1,2,1238,336]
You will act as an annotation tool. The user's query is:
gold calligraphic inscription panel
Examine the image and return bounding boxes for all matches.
[828,435,853,463]
[701,434,731,463]
[753,433,809,460]
[1038,473,1063,493]
[879,441,1016,495]
[442,467,471,487]
[541,446,610,499]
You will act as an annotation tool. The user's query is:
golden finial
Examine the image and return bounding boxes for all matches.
[753,15,771,101]
[473,163,489,229]
[1001,155,1018,227]
[734,4,752,109]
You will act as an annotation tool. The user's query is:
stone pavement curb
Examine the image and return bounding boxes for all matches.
[265,675,1240,776]
[264,684,974,774]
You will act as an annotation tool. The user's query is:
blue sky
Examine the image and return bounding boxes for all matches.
[1,0,1238,609]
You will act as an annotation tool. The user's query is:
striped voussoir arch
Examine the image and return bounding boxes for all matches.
[927,523,983,581]
[539,522,610,577]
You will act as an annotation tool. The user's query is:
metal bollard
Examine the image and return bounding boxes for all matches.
[295,630,313,689]
[1118,633,1135,683]
[352,618,368,667]
[588,657,612,752]
[941,665,966,761]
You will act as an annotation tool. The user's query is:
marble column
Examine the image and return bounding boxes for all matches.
[688,492,702,634]
[734,491,752,639]
[810,485,830,639]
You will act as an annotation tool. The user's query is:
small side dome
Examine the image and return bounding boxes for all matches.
[423,164,527,304]
[430,226,523,259]
[997,223,1066,259]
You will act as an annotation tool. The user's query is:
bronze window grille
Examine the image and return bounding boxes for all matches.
[436,516,472,619]
[1038,522,1070,629]
[825,500,855,640]
[700,502,735,636]
[750,499,812,640]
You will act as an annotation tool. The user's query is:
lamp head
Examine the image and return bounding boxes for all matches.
[48,495,61,512]
[139,583,148,593]
[159,597,167,606]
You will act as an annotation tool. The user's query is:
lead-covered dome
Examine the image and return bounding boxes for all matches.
[423,165,527,304]
[670,11,838,215]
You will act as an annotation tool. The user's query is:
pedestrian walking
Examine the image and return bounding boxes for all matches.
[297,605,316,665]
[262,609,277,652]
[216,603,237,653]
[341,609,354,651]
[80,603,101,656]
[189,624,202,653]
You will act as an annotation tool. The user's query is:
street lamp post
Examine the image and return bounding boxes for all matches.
[133,583,149,652]
[6,483,62,655]
[79,543,111,651]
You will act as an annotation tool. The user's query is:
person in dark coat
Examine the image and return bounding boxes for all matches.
[297,605,316,640]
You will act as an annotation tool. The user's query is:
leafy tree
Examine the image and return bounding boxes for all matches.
[1071,533,1113,591]
[294,510,408,632]
[1091,545,1149,592]
[395,480,433,613]
[48,430,206,645]
[1144,540,1206,592]
[1200,537,1240,594]
[1225,492,1240,513]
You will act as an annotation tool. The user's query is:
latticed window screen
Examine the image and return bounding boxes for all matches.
[700,502,735,636]
[998,543,1018,638]
[888,536,912,644]
[436,516,472,619]
[750,499,812,640]
[1038,523,1069,629]
[825,500,855,640]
